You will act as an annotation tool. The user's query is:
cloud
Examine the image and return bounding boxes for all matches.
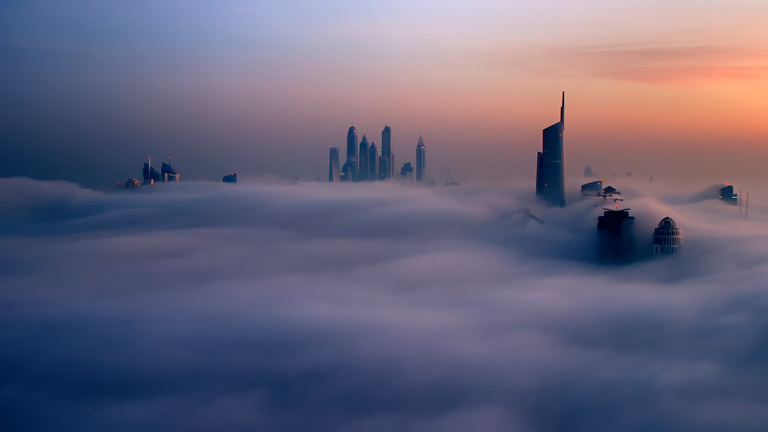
[1,178,768,431]
[496,42,768,84]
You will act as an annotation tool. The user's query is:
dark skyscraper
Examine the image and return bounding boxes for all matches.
[329,147,340,182]
[143,157,161,184]
[368,142,379,181]
[400,162,414,182]
[358,135,369,181]
[536,92,566,207]
[381,125,391,179]
[346,127,358,164]
[346,126,358,181]
[161,157,179,182]
[416,135,425,183]
[597,207,635,263]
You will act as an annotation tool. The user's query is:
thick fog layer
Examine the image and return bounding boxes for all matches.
[1,178,767,432]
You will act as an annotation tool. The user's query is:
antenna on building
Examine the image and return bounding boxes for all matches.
[740,188,742,214]
[746,192,749,219]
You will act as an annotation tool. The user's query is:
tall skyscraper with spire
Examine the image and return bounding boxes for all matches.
[346,126,358,182]
[416,135,426,183]
[536,92,566,206]
[381,125,391,179]
[329,147,340,182]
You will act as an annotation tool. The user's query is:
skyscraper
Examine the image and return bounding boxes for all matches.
[368,142,379,181]
[416,135,425,183]
[597,208,635,263]
[381,125,391,179]
[400,162,414,182]
[536,92,566,207]
[653,217,681,257]
[143,157,160,184]
[161,157,179,182]
[359,135,369,181]
[346,126,358,182]
[329,147,341,182]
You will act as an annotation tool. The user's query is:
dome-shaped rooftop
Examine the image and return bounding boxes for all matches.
[658,217,677,230]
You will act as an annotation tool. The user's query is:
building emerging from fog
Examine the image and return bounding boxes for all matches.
[381,125,392,179]
[536,92,566,206]
[358,135,369,181]
[368,142,379,181]
[400,162,414,182]
[581,180,603,197]
[584,165,593,178]
[143,157,161,184]
[329,147,341,182]
[222,172,237,183]
[597,208,635,263]
[719,184,738,205]
[346,126,358,182]
[161,158,179,182]
[653,217,681,257]
[416,135,425,183]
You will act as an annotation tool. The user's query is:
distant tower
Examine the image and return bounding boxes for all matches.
[584,165,593,178]
[222,171,237,183]
[346,127,358,181]
[381,125,392,179]
[143,156,160,184]
[597,207,635,263]
[536,92,566,206]
[416,135,426,183]
[719,184,738,205]
[143,157,151,184]
[358,135,369,181]
[161,157,179,182]
[653,217,681,257]
[329,147,341,182]
[368,142,379,181]
[400,162,414,182]
[581,180,602,197]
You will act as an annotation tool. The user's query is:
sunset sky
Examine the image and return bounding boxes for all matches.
[2,0,767,186]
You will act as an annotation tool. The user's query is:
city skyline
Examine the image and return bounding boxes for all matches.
[1,1,767,187]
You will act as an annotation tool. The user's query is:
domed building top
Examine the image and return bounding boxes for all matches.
[653,216,681,257]
[657,217,677,230]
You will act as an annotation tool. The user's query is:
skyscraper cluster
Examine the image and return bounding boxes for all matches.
[330,125,426,184]
[142,157,179,184]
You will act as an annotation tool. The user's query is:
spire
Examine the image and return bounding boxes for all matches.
[417,135,425,148]
[560,91,565,129]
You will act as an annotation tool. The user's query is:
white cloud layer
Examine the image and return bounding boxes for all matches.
[1,177,768,431]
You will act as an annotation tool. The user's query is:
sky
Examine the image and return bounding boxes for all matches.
[2,177,768,431]
[1,0,768,187]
